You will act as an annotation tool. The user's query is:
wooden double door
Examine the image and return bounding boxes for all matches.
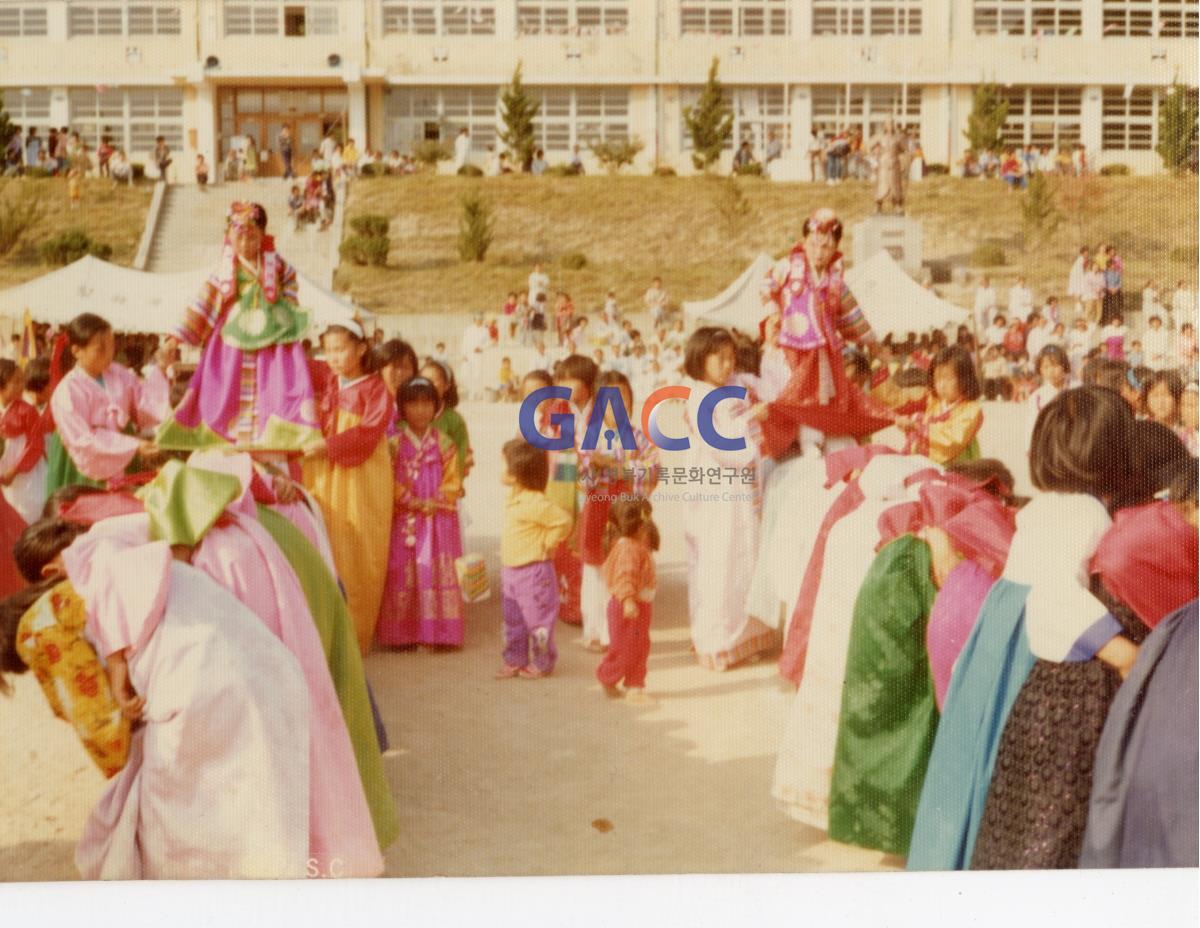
[220,87,347,177]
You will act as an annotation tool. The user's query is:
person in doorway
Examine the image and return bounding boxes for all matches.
[153,136,172,184]
[279,125,295,180]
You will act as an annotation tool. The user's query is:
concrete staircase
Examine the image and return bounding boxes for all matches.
[144,179,340,287]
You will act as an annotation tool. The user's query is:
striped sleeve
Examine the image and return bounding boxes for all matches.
[176,276,224,347]
[278,259,299,304]
[835,283,875,344]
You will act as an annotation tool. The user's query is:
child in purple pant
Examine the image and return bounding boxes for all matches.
[497,438,574,679]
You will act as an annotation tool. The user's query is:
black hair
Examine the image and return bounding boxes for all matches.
[0,359,18,392]
[597,369,634,407]
[321,324,378,375]
[930,345,982,401]
[1081,356,1128,394]
[844,349,871,384]
[555,355,599,399]
[945,458,1017,506]
[522,368,553,389]
[1115,419,1192,510]
[372,338,419,381]
[397,376,441,418]
[684,326,735,381]
[1030,386,1133,502]
[420,358,460,409]
[0,578,61,690]
[22,357,49,394]
[503,437,549,493]
[603,497,661,555]
[1167,457,1198,508]
[62,313,113,376]
[13,517,88,584]
[41,483,106,521]
[801,215,844,244]
[731,329,761,376]
[1141,369,1184,419]
[1035,343,1071,377]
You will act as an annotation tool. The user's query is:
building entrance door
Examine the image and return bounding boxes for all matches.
[219,87,349,177]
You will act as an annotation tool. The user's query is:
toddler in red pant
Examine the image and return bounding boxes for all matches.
[596,498,659,704]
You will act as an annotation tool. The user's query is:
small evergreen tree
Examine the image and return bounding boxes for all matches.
[964,83,1009,155]
[499,62,540,172]
[1059,173,1105,246]
[458,189,495,263]
[589,137,645,175]
[1156,82,1199,175]
[683,58,734,172]
[713,177,756,243]
[1020,172,1061,253]
[0,91,17,151]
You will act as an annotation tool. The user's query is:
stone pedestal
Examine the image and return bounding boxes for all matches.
[852,214,923,276]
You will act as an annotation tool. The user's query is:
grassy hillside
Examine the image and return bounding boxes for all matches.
[337,173,1198,317]
[0,178,154,290]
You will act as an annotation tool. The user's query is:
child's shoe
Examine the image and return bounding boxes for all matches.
[518,666,550,679]
[494,664,522,680]
[601,683,622,699]
[624,687,653,705]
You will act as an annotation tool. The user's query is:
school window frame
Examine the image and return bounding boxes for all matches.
[1102,0,1199,38]
[68,86,185,157]
[379,1,497,35]
[997,85,1082,150]
[0,2,48,36]
[383,86,501,153]
[1102,85,1199,151]
[679,85,792,153]
[0,87,52,132]
[515,1,629,36]
[678,1,790,37]
[533,86,630,152]
[809,84,923,138]
[811,0,923,37]
[972,1,1083,36]
[223,0,339,37]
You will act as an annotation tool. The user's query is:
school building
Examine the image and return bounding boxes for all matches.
[1,0,1196,179]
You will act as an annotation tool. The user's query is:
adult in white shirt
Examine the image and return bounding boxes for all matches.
[1141,315,1174,371]
[1067,246,1089,316]
[1025,313,1050,361]
[527,263,550,306]
[1142,281,1167,327]
[453,128,471,172]
[319,133,338,166]
[1171,281,1195,324]
[973,275,998,332]
[459,314,491,401]
[1008,276,1034,320]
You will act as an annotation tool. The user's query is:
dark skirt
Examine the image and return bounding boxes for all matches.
[971,584,1149,870]
[970,657,1123,869]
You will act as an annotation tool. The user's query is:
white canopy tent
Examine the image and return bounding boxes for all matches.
[683,252,774,332]
[682,250,967,339]
[0,256,373,334]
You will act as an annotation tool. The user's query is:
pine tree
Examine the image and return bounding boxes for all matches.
[683,58,734,172]
[458,189,495,263]
[499,62,540,172]
[1020,172,1061,253]
[0,91,17,151]
[963,83,1009,155]
[1156,82,1199,175]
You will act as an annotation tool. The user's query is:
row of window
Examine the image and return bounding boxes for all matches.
[3,87,184,154]
[2,1,1195,39]
[3,82,1197,157]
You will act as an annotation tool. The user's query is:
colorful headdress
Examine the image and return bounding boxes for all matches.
[218,201,278,303]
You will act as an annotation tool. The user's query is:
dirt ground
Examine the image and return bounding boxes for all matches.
[0,401,1029,881]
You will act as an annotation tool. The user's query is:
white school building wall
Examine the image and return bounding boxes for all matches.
[1,0,1196,180]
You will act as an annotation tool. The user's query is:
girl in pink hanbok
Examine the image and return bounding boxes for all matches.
[377,378,465,648]
[47,313,161,494]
